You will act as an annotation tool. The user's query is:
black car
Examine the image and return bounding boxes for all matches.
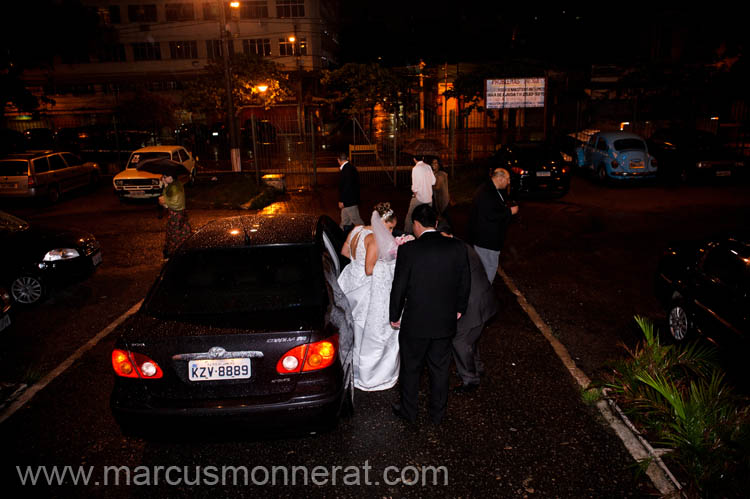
[655,232,749,344]
[0,211,102,305]
[647,128,747,182]
[0,286,11,333]
[110,213,354,435]
[490,142,571,197]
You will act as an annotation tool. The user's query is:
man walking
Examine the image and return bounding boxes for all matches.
[338,152,364,232]
[390,204,471,424]
[467,167,519,284]
[403,155,436,234]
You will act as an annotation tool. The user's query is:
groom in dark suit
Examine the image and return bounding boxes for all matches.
[389,204,471,424]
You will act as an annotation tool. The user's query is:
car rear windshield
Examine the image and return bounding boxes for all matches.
[144,245,326,317]
[516,147,563,163]
[127,152,171,168]
[0,160,29,176]
[613,139,646,151]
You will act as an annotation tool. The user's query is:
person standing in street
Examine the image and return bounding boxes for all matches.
[467,167,519,284]
[403,155,436,234]
[431,157,450,216]
[338,152,364,233]
[158,173,192,259]
[389,204,471,425]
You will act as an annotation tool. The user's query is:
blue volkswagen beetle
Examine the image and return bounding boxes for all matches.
[576,132,657,182]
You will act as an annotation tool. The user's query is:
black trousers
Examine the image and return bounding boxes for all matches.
[398,335,452,423]
[452,323,484,385]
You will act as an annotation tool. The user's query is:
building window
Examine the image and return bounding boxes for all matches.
[132,42,162,60]
[279,37,306,56]
[169,41,198,59]
[243,38,271,56]
[128,4,158,23]
[240,1,268,19]
[166,3,195,21]
[277,0,304,18]
[98,44,127,62]
[203,2,231,20]
[109,5,121,23]
[206,40,235,59]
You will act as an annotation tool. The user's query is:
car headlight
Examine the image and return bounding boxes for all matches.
[43,248,81,261]
[114,180,123,186]
[152,178,161,186]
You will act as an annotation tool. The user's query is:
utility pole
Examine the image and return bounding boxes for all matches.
[219,0,241,172]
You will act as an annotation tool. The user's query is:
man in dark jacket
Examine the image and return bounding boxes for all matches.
[337,152,364,232]
[467,167,519,284]
[389,204,471,424]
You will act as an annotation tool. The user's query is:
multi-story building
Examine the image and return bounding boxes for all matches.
[11,0,340,130]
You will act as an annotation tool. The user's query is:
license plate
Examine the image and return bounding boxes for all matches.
[536,171,551,177]
[128,190,145,196]
[91,251,102,266]
[0,183,17,189]
[188,358,251,381]
[0,314,10,332]
[716,170,731,176]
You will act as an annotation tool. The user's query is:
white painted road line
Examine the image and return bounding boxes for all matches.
[0,300,143,425]
[496,266,680,496]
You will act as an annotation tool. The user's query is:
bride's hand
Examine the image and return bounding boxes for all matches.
[390,321,400,329]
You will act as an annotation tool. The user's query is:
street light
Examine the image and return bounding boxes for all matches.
[218,0,241,172]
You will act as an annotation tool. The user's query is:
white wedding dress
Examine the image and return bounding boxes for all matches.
[337,223,400,391]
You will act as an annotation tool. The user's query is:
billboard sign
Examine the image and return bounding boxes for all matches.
[485,78,545,109]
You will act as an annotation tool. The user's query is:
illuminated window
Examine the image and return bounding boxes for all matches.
[243,38,271,56]
[132,42,161,61]
[128,4,157,23]
[240,1,268,19]
[279,37,306,56]
[169,41,198,59]
[166,3,195,21]
[277,0,304,18]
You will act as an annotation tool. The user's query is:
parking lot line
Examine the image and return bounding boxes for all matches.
[0,300,143,425]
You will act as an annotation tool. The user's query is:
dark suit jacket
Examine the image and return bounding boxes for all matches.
[389,231,471,339]
[467,179,512,251]
[338,161,360,208]
[457,242,498,330]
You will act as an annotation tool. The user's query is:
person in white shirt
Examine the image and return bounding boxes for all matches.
[403,155,436,234]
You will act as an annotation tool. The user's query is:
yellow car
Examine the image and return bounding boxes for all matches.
[113,146,196,199]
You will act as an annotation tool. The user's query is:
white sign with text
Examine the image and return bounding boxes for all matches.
[486,78,545,109]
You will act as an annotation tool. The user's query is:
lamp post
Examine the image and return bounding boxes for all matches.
[219,0,241,172]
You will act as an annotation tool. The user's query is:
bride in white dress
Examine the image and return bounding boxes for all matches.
[337,203,400,391]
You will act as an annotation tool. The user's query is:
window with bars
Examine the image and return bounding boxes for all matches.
[132,42,162,60]
[206,40,235,59]
[279,37,306,56]
[169,41,198,59]
[128,4,158,23]
[240,1,268,19]
[98,44,127,62]
[277,0,304,18]
[243,38,271,56]
[166,3,195,21]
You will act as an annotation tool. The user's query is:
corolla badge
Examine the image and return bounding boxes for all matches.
[208,346,226,358]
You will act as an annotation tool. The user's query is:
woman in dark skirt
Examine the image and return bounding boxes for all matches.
[158,174,192,258]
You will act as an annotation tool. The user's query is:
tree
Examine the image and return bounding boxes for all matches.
[321,63,409,139]
[182,54,292,120]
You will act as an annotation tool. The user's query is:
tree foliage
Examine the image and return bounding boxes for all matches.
[321,63,408,117]
[182,54,292,119]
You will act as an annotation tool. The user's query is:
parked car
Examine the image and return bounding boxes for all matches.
[0,150,100,203]
[112,146,196,200]
[647,128,746,182]
[655,232,749,344]
[0,210,102,305]
[575,132,657,182]
[490,142,571,197]
[0,286,12,333]
[110,213,354,435]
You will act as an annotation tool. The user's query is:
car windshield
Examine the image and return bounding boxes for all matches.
[613,139,646,151]
[144,245,326,318]
[0,211,30,232]
[127,152,171,168]
[0,160,29,176]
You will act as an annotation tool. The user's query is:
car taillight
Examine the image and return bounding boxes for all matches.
[27,175,36,187]
[561,167,568,174]
[611,160,619,169]
[510,166,527,175]
[111,349,163,379]
[276,335,338,374]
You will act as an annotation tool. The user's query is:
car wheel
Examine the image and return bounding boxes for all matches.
[597,164,608,183]
[48,184,61,204]
[667,301,691,342]
[188,168,196,186]
[10,274,45,305]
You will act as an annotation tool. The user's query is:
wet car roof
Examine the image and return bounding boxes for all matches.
[180,214,319,251]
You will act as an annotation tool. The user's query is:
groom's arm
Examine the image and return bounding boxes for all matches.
[389,249,410,326]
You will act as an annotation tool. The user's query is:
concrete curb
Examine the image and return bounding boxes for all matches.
[497,266,683,497]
